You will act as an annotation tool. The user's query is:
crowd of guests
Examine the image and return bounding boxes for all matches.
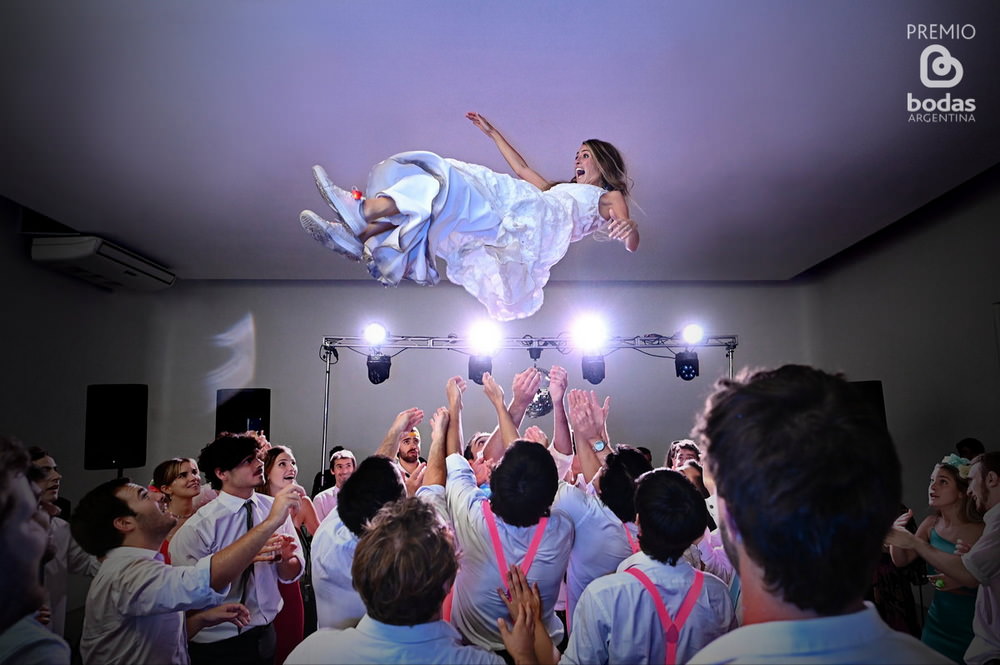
[1,364,998,665]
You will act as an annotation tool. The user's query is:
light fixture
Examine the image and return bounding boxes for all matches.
[681,324,705,345]
[362,322,388,346]
[468,356,492,385]
[367,352,392,384]
[571,314,608,355]
[582,355,606,384]
[467,320,501,385]
[675,351,699,381]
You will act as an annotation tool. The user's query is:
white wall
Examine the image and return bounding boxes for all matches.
[2,166,998,518]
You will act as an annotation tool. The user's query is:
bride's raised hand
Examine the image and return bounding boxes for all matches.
[466,112,496,137]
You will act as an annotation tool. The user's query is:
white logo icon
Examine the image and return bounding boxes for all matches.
[920,44,964,88]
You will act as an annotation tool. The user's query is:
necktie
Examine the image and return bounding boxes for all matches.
[238,500,254,628]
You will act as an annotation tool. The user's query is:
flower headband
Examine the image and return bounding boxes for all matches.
[939,453,972,479]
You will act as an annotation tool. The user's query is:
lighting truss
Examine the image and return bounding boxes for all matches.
[315,332,739,467]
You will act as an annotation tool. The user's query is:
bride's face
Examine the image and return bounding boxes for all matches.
[573,144,604,187]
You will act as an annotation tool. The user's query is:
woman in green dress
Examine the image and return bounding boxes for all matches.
[889,454,984,663]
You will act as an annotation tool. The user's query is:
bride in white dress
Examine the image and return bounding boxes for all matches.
[301,112,639,321]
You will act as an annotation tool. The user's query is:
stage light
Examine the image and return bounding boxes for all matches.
[362,322,388,347]
[571,314,608,355]
[468,356,492,385]
[468,320,502,356]
[681,324,705,345]
[675,351,699,381]
[367,352,391,385]
[582,355,606,385]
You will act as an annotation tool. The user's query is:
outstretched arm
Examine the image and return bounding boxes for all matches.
[600,190,639,252]
[548,365,572,456]
[483,372,520,449]
[567,389,611,483]
[483,368,541,462]
[424,406,450,487]
[375,408,425,459]
[467,112,550,191]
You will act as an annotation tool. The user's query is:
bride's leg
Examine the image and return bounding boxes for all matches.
[358,195,401,242]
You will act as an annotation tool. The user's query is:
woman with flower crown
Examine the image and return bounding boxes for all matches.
[889,454,985,663]
[299,112,639,321]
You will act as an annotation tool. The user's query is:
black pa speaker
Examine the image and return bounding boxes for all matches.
[216,388,271,437]
[84,384,148,470]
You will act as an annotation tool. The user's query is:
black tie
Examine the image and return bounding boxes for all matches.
[238,500,254,626]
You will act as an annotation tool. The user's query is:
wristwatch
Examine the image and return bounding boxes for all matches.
[592,440,607,453]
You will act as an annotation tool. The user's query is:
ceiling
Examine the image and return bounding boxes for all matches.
[2,1,998,284]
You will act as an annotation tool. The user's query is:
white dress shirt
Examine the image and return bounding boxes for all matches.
[552,481,637,625]
[445,453,574,651]
[43,517,100,636]
[563,551,735,665]
[168,490,302,643]
[285,615,504,665]
[963,502,1000,665]
[689,602,951,664]
[80,547,226,665]
[310,507,364,630]
[312,485,340,524]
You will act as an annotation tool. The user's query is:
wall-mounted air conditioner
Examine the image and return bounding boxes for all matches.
[30,236,175,291]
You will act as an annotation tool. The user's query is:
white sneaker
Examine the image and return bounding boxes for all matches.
[312,165,368,235]
[300,210,363,261]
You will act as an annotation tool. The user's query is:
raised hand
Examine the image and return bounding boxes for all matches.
[606,214,638,242]
[446,375,467,408]
[466,111,497,137]
[892,510,914,531]
[510,367,542,410]
[523,425,549,447]
[430,406,450,440]
[267,483,304,525]
[548,365,568,403]
[404,462,428,496]
[567,389,606,441]
[482,372,506,408]
[393,407,425,434]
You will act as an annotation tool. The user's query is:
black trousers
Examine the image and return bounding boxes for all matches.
[188,623,276,665]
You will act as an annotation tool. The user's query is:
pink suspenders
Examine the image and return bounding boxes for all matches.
[625,567,705,665]
[482,501,549,592]
[623,523,640,554]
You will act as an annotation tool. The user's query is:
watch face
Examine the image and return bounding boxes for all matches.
[593,440,606,452]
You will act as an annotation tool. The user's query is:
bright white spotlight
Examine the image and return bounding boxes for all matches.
[681,324,705,345]
[362,322,388,346]
[468,320,502,356]
[571,314,609,355]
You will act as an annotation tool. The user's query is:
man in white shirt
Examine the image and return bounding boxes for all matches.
[688,365,949,664]
[511,468,736,665]
[169,434,305,665]
[71,475,303,665]
[887,451,1000,665]
[288,496,533,665]
[311,455,405,629]
[312,449,356,523]
[446,373,574,652]
[29,447,100,637]
[0,435,70,665]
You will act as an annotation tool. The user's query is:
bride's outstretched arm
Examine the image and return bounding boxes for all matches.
[466,112,550,190]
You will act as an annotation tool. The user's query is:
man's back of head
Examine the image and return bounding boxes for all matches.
[489,440,558,527]
[337,455,405,537]
[695,364,901,616]
[351,496,456,626]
